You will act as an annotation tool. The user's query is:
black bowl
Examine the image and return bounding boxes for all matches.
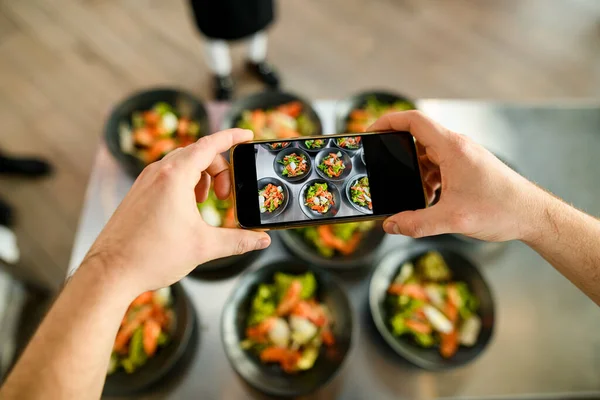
[103,282,197,396]
[278,222,386,269]
[299,179,342,220]
[332,137,363,155]
[261,141,292,153]
[369,247,495,370]
[221,261,354,397]
[104,87,209,179]
[298,137,331,153]
[334,90,416,134]
[273,147,312,182]
[314,148,353,182]
[257,177,290,220]
[345,174,373,215]
[221,90,323,137]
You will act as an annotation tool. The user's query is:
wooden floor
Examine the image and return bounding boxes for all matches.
[0,0,599,290]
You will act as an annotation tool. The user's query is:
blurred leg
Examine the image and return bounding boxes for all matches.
[204,40,234,101]
[245,31,280,89]
[0,196,18,264]
[246,31,268,64]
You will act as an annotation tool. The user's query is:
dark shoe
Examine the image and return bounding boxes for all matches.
[0,197,13,227]
[214,75,234,101]
[246,61,280,89]
[0,155,52,177]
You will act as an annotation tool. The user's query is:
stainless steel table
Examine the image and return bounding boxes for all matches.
[68,100,600,400]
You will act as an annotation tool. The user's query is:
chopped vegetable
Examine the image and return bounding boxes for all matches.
[350,176,372,210]
[243,272,334,374]
[120,102,202,165]
[304,138,326,150]
[268,142,290,150]
[109,287,175,375]
[259,183,285,213]
[336,137,361,150]
[297,222,375,258]
[196,189,236,228]
[318,152,346,178]
[386,252,481,359]
[346,96,415,132]
[305,183,334,214]
[278,153,308,177]
[236,101,317,140]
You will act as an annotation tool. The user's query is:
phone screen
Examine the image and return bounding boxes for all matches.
[233,131,425,229]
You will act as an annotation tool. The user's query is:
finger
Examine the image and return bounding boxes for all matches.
[194,172,211,203]
[203,227,271,260]
[204,154,231,200]
[383,206,451,238]
[167,129,253,185]
[366,110,450,149]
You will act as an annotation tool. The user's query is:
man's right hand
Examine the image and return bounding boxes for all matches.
[370,111,548,242]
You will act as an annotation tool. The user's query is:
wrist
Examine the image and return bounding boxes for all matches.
[77,250,140,305]
[516,182,560,246]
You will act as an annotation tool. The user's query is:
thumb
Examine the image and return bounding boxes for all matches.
[383,206,451,238]
[204,227,271,260]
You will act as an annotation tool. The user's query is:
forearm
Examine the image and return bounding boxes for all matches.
[522,188,600,305]
[0,256,135,399]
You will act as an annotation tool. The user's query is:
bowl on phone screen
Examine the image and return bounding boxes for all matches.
[257,177,290,221]
[298,137,331,153]
[314,148,353,182]
[299,179,341,220]
[345,174,373,215]
[333,136,363,156]
[261,141,292,153]
[273,147,312,183]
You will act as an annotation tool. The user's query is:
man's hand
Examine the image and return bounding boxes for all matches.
[84,128,271,295]
[370,111,546,242]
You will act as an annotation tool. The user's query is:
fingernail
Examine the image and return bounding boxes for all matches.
[255,238,270,250]
[384,222,399,234]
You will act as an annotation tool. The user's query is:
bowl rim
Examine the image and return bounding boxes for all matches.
[220,260,355,397]
[368,246,495,370]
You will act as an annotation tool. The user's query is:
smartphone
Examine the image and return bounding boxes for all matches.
[230,131,426,230]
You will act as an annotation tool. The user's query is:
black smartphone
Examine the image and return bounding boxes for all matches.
[230,131,426,230]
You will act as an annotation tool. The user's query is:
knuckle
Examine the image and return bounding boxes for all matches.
[155,161,176,182]
[234,237,251,255]
[448,133,470,155]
